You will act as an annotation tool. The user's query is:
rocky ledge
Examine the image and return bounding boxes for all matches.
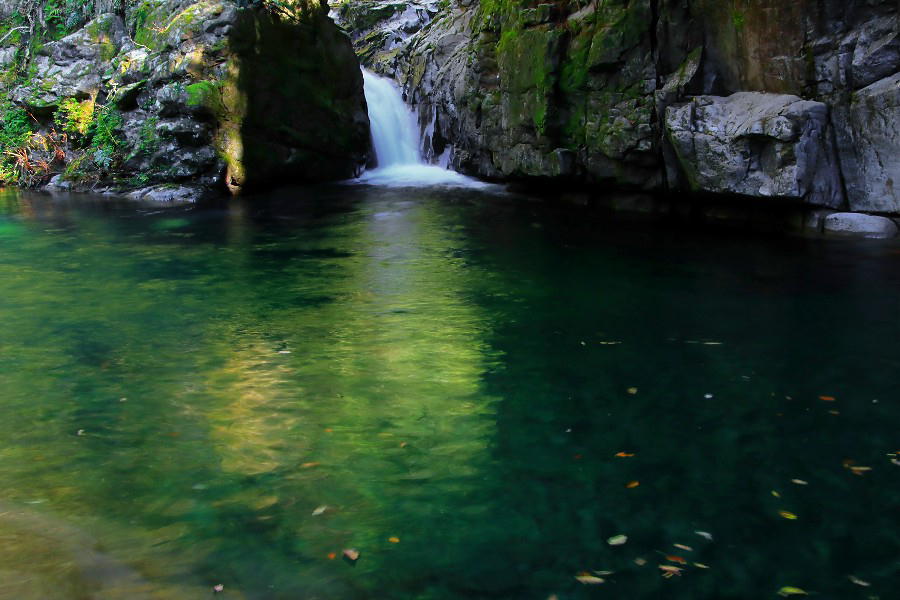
[333,0,900,235]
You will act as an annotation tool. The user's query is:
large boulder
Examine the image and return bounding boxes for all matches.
[665,93,843,207]
[834,73,900,213]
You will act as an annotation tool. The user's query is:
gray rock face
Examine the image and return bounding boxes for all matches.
[823,212,899,238]
[665,93,843,207]
[12,14,126,111]
[835,73,900,213]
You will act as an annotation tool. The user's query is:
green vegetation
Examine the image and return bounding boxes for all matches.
[54,97,94,135]
[0,101,34,184]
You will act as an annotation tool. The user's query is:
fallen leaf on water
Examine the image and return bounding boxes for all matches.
[615,452,635,458]
[665,555,687,565]
[634,558,647,566]
[399,442,408,448]
[607,534,628,546]
[324,428,334,433]
[779,511,798,520]
[301,462,320,469]
[626,481,640,488]
[772,490,781,498]
[694,531,713,541]
[694,562,710,569]
[850,466,872,475]
[791,479,808,486]
[659,565,683,578]
[819,395,836,402]
[891,459,900,466]
[312,505,328,516]
[673,544,693,552]
[327,552,337,560]
[777,586,808,596]
[342,549,360,562]
[388,536,400,543]
[575,573,605,585]
[593,570,614,576]
[627,387,638,395]
[828,410,840,415]
[848,575,870,587]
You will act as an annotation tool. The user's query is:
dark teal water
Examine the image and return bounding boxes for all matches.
[0,186,898,600]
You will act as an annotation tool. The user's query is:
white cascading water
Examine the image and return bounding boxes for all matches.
[357,69,489,188]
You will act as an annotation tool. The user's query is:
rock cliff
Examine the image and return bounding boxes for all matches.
[0,0,369,197]
[334,0,900,219]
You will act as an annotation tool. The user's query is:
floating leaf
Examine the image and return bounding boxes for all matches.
[627,387,638,395]
[818,395,836,402]
[301,462,320,468]
[694,562,710,569]
[388,536,400,543]
[777,586,808,596]
[665,555,687,565]
[772,490,781,498]
[850,466,872,475]
[634,557,647,566]
[695,531,713,541]
[593,570,614,576]
[342,549,360,562]
[312,505,328,516]
[607,534,628,546]
[659,565,683,578]
[626,481,640,489]
[891,459,900,467]
[779,511,798,520]
[327,552,336,560]
[791,479,808,486]
[673,544,693,552]
[575,573,605,585]
[848,575,870,587]
[615,452,635,458]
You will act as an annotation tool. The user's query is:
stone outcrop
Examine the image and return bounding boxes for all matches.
[1,0,369,197]
[665,93,842,207]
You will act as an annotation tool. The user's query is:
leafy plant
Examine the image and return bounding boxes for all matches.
[54,97,94,135]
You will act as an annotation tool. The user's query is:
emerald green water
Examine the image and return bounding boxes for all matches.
[0,186,898,599]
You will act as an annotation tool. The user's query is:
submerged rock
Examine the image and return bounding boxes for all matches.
[823,213,899,238]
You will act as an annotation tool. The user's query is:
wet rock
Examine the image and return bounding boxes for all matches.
[665,93,843,207]
[127,184,209,204]
[823,213,899,238]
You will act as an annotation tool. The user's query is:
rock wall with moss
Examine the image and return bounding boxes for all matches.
[0,0,369,198]
[335,0,900,217]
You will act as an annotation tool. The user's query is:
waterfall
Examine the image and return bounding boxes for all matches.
[362,70,422,168]
[357,69,490,188]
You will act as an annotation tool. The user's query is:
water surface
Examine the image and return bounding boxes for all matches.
[0,186,898,599]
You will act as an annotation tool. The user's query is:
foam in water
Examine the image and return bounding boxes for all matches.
[357,70,491,188]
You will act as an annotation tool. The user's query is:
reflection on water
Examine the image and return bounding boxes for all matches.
[0,187,898,599]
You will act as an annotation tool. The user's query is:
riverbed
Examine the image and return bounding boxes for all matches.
[0,185,898,599]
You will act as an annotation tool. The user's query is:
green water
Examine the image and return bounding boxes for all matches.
[0,186,898,600]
